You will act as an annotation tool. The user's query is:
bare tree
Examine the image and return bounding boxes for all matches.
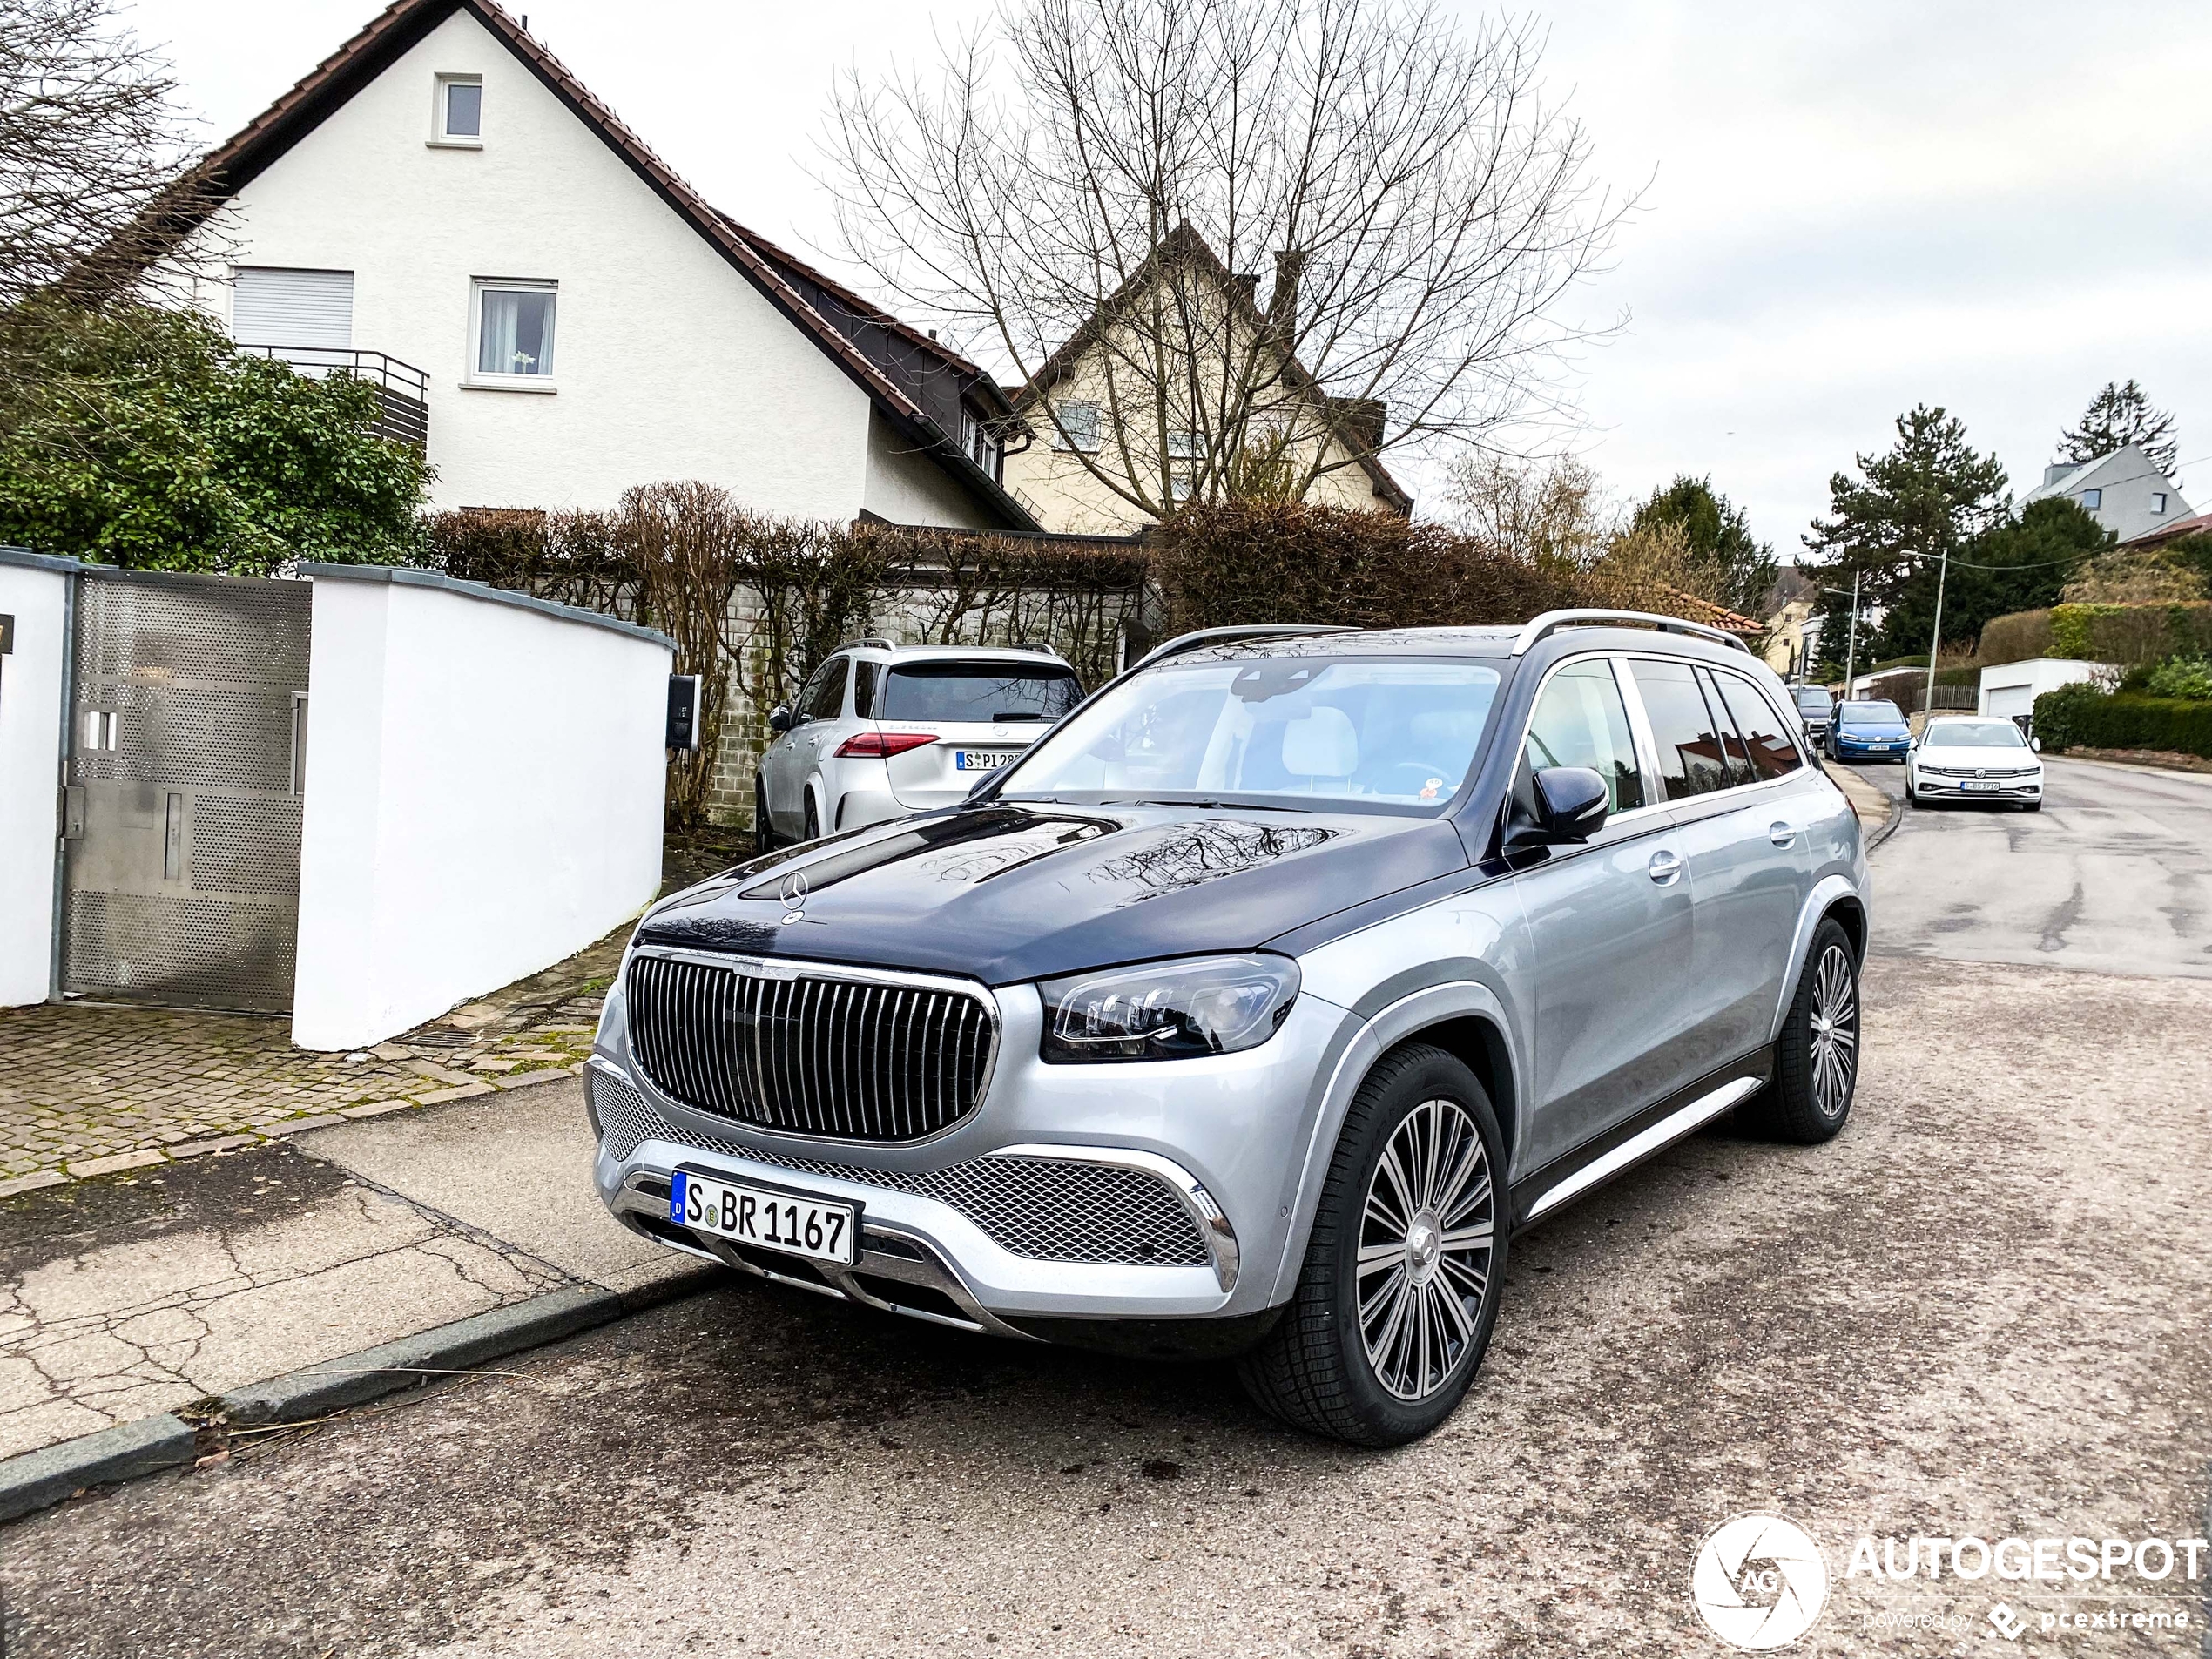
[0,0,211,307]
[822,0,1629,522]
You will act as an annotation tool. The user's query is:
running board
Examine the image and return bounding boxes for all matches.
[1522,1076,1764,1222]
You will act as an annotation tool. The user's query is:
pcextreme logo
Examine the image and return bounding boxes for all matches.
[1690,1513,1830,1650]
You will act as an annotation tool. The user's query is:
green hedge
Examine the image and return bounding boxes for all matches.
[2033,683,2212,759]
[1981,601,2212,667]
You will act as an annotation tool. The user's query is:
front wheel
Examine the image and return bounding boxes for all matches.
[1743,917,1860,1144]
[803,793,821,843]
[1238,1044,1506,1447]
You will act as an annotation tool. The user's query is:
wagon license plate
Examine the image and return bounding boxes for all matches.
[954,748,1022,771]
[1963,779,2000,792]
[671,1170,856,1265]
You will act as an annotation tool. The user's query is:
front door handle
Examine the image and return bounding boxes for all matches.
[1648,849,1683,886]
[1768,821,1796,847]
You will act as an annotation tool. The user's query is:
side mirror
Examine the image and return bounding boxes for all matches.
[766,705,794,735]
[2030,736,2042,752]
[1531,765,1610,845]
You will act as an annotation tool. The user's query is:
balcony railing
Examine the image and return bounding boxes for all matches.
[235,345,430,450]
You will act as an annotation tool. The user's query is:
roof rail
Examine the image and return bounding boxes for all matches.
[1012,640,1056,654]
[1509,609,1752,657]
[836,636,897,651]
[1131,623,1357,671]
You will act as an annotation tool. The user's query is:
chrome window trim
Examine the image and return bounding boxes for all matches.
[990,1142,1241,1292]
[1612,650,1812,813]
[1510,649,1669,828]
[623,945,1002,1149]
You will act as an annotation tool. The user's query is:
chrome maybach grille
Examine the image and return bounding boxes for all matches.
[590,1070,1211,1269]
[624,951,995,1143]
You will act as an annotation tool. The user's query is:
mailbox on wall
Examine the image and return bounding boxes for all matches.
[665,674,701,752]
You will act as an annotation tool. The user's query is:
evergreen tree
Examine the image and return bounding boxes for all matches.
[1868,496,2110,660]
[1626,475,1777,615]
[1804,405,2009,675]
[2058,379,2178,474]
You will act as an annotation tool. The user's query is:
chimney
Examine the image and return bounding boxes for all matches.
[2043,462,2073,485]
[1268,250,1305,337]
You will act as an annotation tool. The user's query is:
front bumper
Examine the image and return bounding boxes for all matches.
[1912,771,2041,801]
[588,967,1346,1338]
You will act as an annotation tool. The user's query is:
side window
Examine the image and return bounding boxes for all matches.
[806,657,850,722]
[853,660,882,720]
[1628,659,1732,799]
[1696,667,1757,786]
[1712,671,1804,780]
[1522,659,1647,813]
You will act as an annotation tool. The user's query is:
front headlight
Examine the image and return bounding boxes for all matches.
[1037,954,1301,1063]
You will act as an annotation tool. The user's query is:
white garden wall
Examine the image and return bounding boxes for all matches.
[0,550,72,1006]
[293,564,670,1050]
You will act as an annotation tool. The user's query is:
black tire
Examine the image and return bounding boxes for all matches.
[753,779,776,856]
[1238,1044,1507,1447]
[803,793,821,843]
[1742,917,1859,1145]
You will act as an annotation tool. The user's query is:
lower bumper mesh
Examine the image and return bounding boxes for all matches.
[590,1070,1211,1270]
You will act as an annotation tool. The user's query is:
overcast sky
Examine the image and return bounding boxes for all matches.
[125,0,2212,561]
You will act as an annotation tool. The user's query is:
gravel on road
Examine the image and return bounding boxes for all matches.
[6,953,2208,1658]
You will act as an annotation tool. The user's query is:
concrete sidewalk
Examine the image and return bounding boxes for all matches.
[0,1074,696,1463]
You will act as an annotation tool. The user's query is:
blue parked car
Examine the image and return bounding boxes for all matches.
[1829,698,1912,761]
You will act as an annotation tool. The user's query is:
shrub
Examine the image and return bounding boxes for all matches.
[2033,682,2212,759]
[1978,601,2212,667]
[2142,654,2212,701]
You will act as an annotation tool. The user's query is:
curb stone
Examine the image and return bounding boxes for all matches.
[0,1261,719,1525]
[0,1413,199,1524]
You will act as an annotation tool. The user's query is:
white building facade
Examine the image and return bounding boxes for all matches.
[2022,443,2192,545]
[168,0,1032,530]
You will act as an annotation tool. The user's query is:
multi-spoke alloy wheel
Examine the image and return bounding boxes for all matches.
[1745,915,1861,1145]
[1239,1043,1508,1446]
[1807,943,1858,1119]
[1357,1099,1496,1402]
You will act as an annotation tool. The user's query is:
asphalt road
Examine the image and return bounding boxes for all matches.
[1846,755,2212,979]
[6,778,2210,1658]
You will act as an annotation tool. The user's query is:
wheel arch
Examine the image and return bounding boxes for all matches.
[1768,875,1868,1044]
[1269,980,1527,1305]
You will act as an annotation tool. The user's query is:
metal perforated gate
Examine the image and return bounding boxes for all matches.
[63,570,311,1012]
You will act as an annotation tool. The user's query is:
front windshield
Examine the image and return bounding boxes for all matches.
[1839,701,1905,722]
[1795,688,1834,713]
[997,656,1503,811]
[1925,722,2027,749]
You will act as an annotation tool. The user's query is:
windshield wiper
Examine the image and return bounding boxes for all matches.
[1132,798,1305,813]
[993,711,1052,722]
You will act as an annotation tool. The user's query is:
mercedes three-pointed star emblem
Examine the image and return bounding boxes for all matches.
[779,869,810,924]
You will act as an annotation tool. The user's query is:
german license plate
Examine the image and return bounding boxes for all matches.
[954,749,1022,771]
[671,1170,856,1265]
[1963,779,2000,792]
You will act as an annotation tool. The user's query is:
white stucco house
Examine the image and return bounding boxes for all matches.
[2021,443,2191,545]
[151,0,1035,530]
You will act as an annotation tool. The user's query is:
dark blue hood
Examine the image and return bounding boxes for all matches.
[633,803,1468,984]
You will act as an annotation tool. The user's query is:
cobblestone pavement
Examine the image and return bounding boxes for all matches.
[0,833,748,1192]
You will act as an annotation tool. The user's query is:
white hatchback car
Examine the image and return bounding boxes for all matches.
[755,642,1083,848]
[1907,716,2044,811]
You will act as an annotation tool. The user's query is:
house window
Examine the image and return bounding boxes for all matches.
[1168,429,1200,501]
[961,409,1001,479]
[2080,488,2102,510]
[2152,492,2168,513]
[435,76,482,145]
[1053,400,1101,453]
[472,280,556,382]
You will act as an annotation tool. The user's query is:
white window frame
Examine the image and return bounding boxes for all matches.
[465,278,558,392]
[1052,399,1101,454]
[431,74,483,148]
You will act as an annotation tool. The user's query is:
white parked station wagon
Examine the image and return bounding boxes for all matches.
[1907,716,2045,811]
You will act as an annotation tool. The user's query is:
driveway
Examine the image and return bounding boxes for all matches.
[5,781,2209,1658]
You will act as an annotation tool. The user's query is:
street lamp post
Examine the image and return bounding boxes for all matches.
[1820,571,1862,691]
[1923,549,1951,720]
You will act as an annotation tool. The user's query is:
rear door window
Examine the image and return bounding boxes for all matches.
[1522,659,1647,813]
[1627,659,1733,799]
[806,657,850,721]
[1713,671,1804,779]
[1696,667,1757,786]
[881,663,1082,724]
